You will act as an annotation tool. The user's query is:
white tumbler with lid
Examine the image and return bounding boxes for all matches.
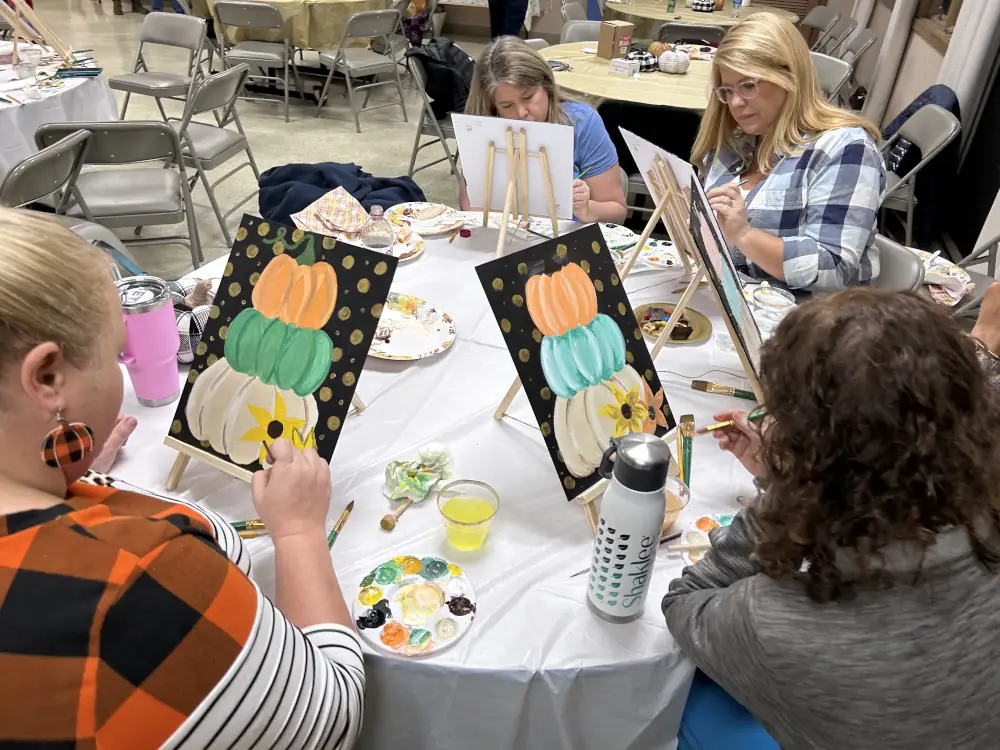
[586,433,671,623]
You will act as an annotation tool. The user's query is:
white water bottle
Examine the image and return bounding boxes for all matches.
[586,433,671,624]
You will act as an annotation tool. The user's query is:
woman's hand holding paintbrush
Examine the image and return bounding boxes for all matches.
[703,408,767,480]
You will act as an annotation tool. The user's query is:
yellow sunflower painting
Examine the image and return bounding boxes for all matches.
[239,391,318,464]
[598,382,648,438]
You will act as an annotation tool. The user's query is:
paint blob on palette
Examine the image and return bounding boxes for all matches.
[352,555,476,657]
[684,514,735,564]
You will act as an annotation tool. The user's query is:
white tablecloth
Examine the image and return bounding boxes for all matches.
[112,222,757,750]
[0,75,117,185]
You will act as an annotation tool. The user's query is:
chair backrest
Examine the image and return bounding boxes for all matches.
[342,9,400,40]
[524,37,550,51]
[885,104,961,186]
[657,21,724,44]
[871,234,925,291]
[800,6,840,33]
[561,1,587,22]
[0,129,90,208]
[139,11,207,50]
[820,17,857,54]
[182,63,250,120]
[841,28,876,66]
[810,51,851,100]
[213,0,283,29]
[560,19,601,43]
[36,121,182,166]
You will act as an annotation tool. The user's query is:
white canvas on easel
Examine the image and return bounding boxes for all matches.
[452,114,575,220]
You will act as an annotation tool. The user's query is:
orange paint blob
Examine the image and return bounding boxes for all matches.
[380,621,409,649]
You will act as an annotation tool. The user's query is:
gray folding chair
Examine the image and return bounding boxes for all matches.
[870,234,924,292]
[879,104,961,247]
[0,130,89,211]
[841,28,877,67]
[561,1,586,22]
[214,0,303,123]
[799,6,841,51]
[168,64,260,246]
[810,51,851,102]
[316,9,408,134]
[35,121,203,268]
[817,17,856,56]
[109,12,208,120]
[560,20,601,43]
[525,38,550,50]
[657,22,725,44]
[407,56,458,181]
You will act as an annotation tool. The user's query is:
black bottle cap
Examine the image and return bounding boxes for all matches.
[598,433,672,493]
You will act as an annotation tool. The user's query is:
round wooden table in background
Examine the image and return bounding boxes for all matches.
[604,0,799,38]
[540,42,713,109]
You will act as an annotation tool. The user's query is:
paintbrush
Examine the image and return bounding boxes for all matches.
[574,166,595,180]
[327,500,354,549]
[238,530,267,540]
[231,519,266,532]
[380,498,413,530]
[570,531,683,577]
[666,541,711,553]
[679,415,695,488]
[691,379,757,401]
[696,405,768,435]
[675,430,684,484]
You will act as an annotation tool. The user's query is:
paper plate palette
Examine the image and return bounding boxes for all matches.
[386,202,465,236]
[640,239,682,270]
[353,555,477,657]
[599,222,637,253]
[679,514,735,564]
[370,292,457,361]
[330,230,424,262]
[635,302,712,345]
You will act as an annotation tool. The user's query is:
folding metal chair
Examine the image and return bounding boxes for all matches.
[214,0,303,123]
[169,64,260,246]
[316,9,408,134]
[841,29,877,67]
[870,234,925,292]
[799,6,841,51]
[109,12,207,120]
[0,129,89,211]
[36,121,203,268]
[810,51,851,103]
[879,104,961,248]
[406,55,458,181]
[817,17,856,56]
[561,1,586,22]
[560,20,600,43]
[656,22,724,45]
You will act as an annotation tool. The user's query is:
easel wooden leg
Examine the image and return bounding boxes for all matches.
[166,453,191,492]
[483,142,495,228]
[493,377,521,420]
[583,497,599,534]
[538,147,560,236]
[518,129,529,219]
[351,393,366,414]
[650,267,706,360]
[621,187,672,280]
[495,128,519,258]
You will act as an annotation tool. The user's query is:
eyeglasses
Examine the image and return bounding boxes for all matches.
[714,78,761,104]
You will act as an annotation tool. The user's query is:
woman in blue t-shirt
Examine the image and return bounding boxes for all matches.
[459,36,627,224]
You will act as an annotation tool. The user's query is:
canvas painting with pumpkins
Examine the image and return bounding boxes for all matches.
[476,224,675,501]
[166,214,397,479]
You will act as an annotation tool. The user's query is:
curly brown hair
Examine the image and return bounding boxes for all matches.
[755,289,1000,603]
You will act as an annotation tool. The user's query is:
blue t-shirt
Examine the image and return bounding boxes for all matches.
[563,101,618,180]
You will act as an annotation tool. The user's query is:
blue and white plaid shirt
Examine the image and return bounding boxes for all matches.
[703,127,886,293]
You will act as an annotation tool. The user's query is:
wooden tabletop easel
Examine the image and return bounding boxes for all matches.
[0,0,72,65]
[164,393,367,491]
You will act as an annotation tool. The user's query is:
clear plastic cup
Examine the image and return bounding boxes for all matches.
[663,474,690,534]
[438,480,499,551]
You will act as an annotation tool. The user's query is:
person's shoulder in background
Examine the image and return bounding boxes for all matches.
[562,101,618,176]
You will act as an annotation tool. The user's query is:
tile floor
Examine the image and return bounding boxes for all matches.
[39,0,486,279]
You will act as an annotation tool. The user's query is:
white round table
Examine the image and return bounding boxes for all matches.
[112,218,756,750]
[0,73,117,185]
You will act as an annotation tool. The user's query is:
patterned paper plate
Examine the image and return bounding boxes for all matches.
[678,514,736,564]
[640,239,683,270]
[635,302,712,346]
[599,222,638,253]
[370,292,457,361]
[329,230,425,262]
[353,555,477,657]
[386,202,465,236]
[911,247,974,306]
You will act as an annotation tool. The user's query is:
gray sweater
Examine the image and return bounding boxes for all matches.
[662,508,1000,748]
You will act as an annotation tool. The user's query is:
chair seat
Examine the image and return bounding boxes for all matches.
[108,71,192,97]
[881,172,917,211]
[68,168,183,218]
[226,41,287,65]
[321,48,396,76]
[169,120,247,163]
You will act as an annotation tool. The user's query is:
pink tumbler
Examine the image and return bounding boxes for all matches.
[116,276,181,407]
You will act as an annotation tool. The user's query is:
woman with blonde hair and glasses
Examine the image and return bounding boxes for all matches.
[0,208,365,748]
[459,36,627,224]
[695,14,885,294]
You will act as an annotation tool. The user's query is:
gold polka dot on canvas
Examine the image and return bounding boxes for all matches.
[327,416,341,431]
[343,371,356,387]
[343,255,355,270]
[246,244,258,258]
[357,278,370,293]
[349,329,364,345]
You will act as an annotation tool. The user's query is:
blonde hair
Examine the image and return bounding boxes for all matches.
[0,208,114,374]
[691,14,880,174]
[466,35,572,125]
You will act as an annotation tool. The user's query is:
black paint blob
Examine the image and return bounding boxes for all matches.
[447,596,476,617]
[356,599,392,630]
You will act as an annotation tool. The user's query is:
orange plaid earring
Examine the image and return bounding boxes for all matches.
[41,409,95,469]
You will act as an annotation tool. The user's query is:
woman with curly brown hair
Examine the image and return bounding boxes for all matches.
[663,287,1000,749]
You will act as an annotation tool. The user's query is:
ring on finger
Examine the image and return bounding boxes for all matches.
[727,198,734,207]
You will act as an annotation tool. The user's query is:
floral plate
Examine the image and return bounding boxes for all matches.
[353,555,476,657]
[635,302,712,346]
[385,202,465,236]
[370,292,457,361]
[911,247,974,306]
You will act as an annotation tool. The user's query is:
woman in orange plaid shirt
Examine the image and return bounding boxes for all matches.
[0,208,365,748]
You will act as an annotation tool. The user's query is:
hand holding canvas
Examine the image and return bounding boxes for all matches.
[251,439,332,541]
[712,409,766,480]
[707,184,751,247]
